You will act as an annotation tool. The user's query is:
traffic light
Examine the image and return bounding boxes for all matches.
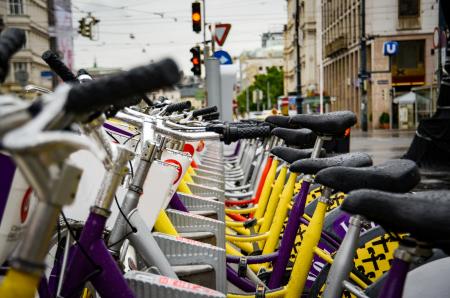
[78,18,87,36]
[190,46,201,76]
[192,2,201,33]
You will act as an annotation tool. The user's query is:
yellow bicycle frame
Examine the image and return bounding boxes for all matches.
[0,269,41,298]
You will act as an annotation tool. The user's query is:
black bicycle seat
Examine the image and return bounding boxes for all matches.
[272,128,316,148]
[289,152,372,175]
[315,159,420,193]
[270,147,324,164]
[342,190,450,246]
[265,115,292,128]
[290,111,356,137]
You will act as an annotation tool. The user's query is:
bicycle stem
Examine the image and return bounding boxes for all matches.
[107,140,159,253]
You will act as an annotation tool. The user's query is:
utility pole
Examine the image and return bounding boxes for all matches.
[47,0,58,88]
[295,0,302,114]
[437,0,444,90]
[359,0,368,131]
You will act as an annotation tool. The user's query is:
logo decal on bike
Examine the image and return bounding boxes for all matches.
[164,159,182,184]
[20,187,32,223]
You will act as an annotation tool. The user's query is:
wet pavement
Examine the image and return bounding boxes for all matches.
[350,129,414,165]
[350,129,450,190]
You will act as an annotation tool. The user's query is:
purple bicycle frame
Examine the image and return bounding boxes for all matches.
[268,179,311,288]
[377,257,409,298]
[51,212,135,298]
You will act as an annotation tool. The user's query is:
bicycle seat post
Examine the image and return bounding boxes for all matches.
[107,141,159,254]
[91,146,135,216]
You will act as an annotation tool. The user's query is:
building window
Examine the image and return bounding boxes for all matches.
[399,0,419,17]
[13,62,26,72]
[8,0,24,15]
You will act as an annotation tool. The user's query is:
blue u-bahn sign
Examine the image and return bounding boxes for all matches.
[383,41,399,56]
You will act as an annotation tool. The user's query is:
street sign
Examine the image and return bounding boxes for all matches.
[214,23,231,46]
[434,27,441,49]
[213,50,233,65]
[383,41,399,56]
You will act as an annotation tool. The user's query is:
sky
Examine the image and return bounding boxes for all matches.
[71,0,287,74]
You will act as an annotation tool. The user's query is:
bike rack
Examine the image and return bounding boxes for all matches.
[125,270,225,297]
[153,232,227,293]
[187,183,225,202]
[177,193,225,222]
[166,209,225,249]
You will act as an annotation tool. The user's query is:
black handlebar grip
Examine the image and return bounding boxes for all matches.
[192,106,217,118]
[0,28,26,82]
[41,50,77,83]
[164,101,192,114]
[202,111,220,121]
[205,124,225,134]
[223,125,271,144]
[65,58,180,115]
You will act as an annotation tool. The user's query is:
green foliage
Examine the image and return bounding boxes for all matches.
[379,112,390,124]
[237,66,284,113]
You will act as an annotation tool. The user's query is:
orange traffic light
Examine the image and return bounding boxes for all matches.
[192,2,201,33]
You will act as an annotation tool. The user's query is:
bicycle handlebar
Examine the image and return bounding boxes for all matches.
[202,111,220,121]
[192,106,217,118]
[0,28,26,82]
[223,125,271,144]
[164,101,191,115]
[41,50,77,83]
[65,58,180,115]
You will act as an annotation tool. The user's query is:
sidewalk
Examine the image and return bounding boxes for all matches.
[350,129,415,165]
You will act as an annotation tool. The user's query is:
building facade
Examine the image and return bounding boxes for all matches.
[0,0,52,94]
[284,0,318,97]
[321,0,438,128]
[240,32,284,90]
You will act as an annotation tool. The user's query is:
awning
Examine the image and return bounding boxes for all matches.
[393,91,430,104]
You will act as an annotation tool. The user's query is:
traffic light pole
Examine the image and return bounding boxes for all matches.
[359,0,368,131]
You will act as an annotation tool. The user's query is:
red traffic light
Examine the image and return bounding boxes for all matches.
[190,46,201,76]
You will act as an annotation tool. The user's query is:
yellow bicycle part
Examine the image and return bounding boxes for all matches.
[253,158,279,220]
[261,172,298,256]
[0,268,40,298]
[225,206,258,214]
[154,210,179,236]
[286,200,328,298]
[257,165,287,234]
[226,232,269,242]
[225,218,264,228]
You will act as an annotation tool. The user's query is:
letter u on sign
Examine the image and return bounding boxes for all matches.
[383,41,398,56]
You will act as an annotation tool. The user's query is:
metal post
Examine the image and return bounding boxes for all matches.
[437,0,444,89]
[295,0,302,114]
[47,0,58,88]
[317,0,324,114]
[246,87,250,116]
[205,57,222,115]
[267,81,271,109]
[359,0,368,131]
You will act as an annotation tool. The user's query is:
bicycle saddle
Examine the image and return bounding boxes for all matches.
[271,146,325,164]
[272,127,316,147]
[342,190,450,247]
[265,115,292,128]
[290,111,356,137]
[315,159,420,193]
[289,152,372,175]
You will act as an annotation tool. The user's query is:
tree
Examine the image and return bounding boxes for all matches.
[237,66,284,114]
